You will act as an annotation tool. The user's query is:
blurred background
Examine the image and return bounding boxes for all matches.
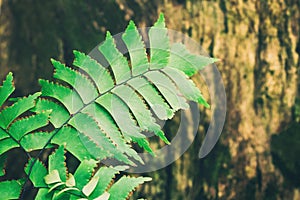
[0,0,299,199]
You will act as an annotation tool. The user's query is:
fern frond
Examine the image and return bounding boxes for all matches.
[34,13,217,166]
[0,13,217,200]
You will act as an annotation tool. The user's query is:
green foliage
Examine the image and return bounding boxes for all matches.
[0,13,216,199]
[27,146,151,200]
[0,179,24,199]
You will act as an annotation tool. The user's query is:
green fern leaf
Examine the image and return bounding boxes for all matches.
[89,166,127,198]
[20,131,54,152]
[149,13,169,69]
[73,50,114,93]
[30,146,148,200]
[8,110,51,140]
[33,147,100,200]
[0,179,24,199]
[99,31,131,84]
[0,13,218,200]
[0,138,19,155]
[39,79,83,114]
[127,77,173,120]
[122,20,148,76]
[25,158,48,187]
[169,43,218,77]
[0,82,52,158]
[96,93,145,141]
[49,145,67,182]
[0,72,14,107]
[0,92,40,129]
[82,103,143,164]
[33,99,69,128]
[52,59,98,104]
[107,176,152,200]
[162,67,210,108]
[144,71,189,111]
[0,74,53,170]
[69,113,134,165]
[74,159,98,190]
[52,126,97,161]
